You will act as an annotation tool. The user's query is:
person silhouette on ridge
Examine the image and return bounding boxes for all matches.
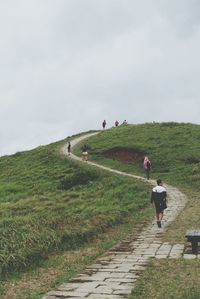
[102,120,107,129]
[115,120,119,127]
[67,141,71,155]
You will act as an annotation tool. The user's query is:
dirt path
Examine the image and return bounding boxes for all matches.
[42,132,187,299]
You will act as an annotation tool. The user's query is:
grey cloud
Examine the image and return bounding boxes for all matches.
[0,0,200,155]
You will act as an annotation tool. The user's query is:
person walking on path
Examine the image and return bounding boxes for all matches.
[151,179,167,228]
[67,141,71,155]
[102,120,106,129]
[82,144,88,161]
[115,120,119,127]
[143,156,151,179]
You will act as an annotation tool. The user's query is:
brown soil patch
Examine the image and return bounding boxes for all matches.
[103,147,146,164]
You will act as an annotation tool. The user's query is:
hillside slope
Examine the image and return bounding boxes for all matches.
[75,122,200,189]
[1,122,200,299]
[0,133,151,279]
[74,122,200,240]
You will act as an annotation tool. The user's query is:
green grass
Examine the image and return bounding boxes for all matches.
[129,259,200,299]
[76,122,200,175]
[1,212,151,299]
[74,122,200,215]
[74,122,200,298]
[0,135,152,280]
[2,122,200,298]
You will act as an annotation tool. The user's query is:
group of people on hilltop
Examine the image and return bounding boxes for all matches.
[102,119,128,129]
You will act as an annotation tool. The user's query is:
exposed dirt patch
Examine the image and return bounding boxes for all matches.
[103,147,146,164]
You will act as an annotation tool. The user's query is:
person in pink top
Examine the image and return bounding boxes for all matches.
[143,156,151,179]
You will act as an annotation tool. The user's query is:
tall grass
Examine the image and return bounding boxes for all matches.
[129,259,200,299]
[2,122,200,298]
[0,138,151,278]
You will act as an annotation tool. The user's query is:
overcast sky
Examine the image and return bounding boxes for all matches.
[1,0,200,156]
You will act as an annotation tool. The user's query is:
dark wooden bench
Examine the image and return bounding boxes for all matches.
[185,230,200,254]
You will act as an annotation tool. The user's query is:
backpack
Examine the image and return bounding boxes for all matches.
[146,160,151,170]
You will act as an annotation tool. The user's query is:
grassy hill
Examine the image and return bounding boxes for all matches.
[0,131,152,298]
[74,122,200,299]
[75,122,200,242]
[1,122,200,299]
[75,122,200,188]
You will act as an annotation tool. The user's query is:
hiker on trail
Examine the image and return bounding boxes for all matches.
[115,120,119,127]
[151,179,167,228]
[143,156,151,179]
[102,120,106,129]
[67,142,71,155]
[82,144,88,161]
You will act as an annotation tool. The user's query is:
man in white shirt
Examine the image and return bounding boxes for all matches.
[151,179,167,228]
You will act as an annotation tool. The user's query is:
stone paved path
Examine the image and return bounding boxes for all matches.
[42,132,189,299]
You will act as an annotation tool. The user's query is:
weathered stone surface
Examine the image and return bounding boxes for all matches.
[92,285,114,294]
[87,295,121,299]
[47,290,88,297]
[183,254,196,259]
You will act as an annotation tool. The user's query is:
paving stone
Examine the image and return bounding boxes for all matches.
[69,275,95,282]
[155,255,168,259]
[47,290,89,297]
[111,267,132,272]
[171,244,184,250]
[168,255,182,259]
[169,245,184,258]
[124,273,139,279]
[75,282,101,292]
[130,265,146,272]
[92,285,114,294]
[88,272,112,280]
[98,268,119,272]
[113,288,133,295]
[87,264,104,269]
[125,257,140,261]
[57,282,80,291]
[183,254,197,259]
[101,264,119,269]
[105,278,136,283]
[87,294,122,299]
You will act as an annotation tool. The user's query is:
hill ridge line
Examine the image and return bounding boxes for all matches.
[42,132,188,299]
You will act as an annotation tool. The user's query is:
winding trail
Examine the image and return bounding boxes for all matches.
[42,132,187,299]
